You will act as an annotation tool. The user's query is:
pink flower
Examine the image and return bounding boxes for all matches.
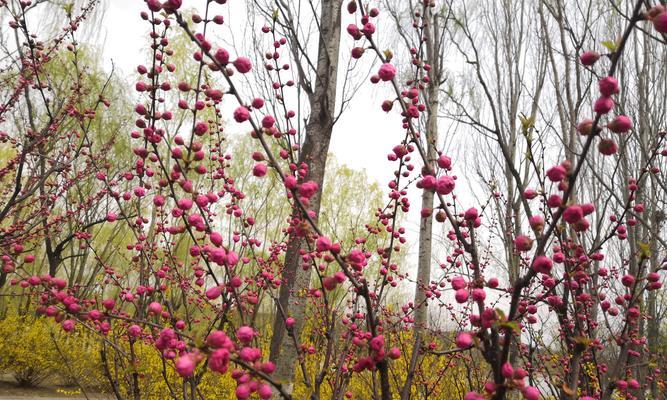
[378,63,396,81]
[437,155,452,170]
[177,198,193,210]
[514,235,533,252]
[214,48,229,65]
[621,274,635,287]
[523,188,538,199]
[608,115,632,133]
[522,386,540,400]
[236,384,251,400]
[369,335,384,352]
[236,326,254,343]
[147,302,163,315]
[257,384,272,399]
[451,276,466,290]
[579,51,600,66]
[456,332,473,349]
[464,207,478,221]
[471,288,486,302]
[210,232,223,246]
[239,347,261,362]
[102,299,116,310]
[62,320,75,332]
[420,175,436,190]
[298,181,319,199]
[546,165,566,182]
[175,353,196,377]
[323,276,337,291]
[547,194,563,208]
[208,348,230,374]
[577,119,595,135]
[233,57,252,73]
[347,24,362,39]
[206,331,230,348]
[435,176,455,195]
[563,205,583,224]
[128,325,142,337]
[598,76,619,96]
[455,289,469,303]
[594,96,614,114]
[162,0,182,12]
[261,115,275,128]
[532,256,553,274]
[281,176,297,190]
[501,362,514,378]
[233,107,250,123]
[205,286,221,300]
[315,236,332,252]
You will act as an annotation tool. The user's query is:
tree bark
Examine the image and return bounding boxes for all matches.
[269,0,344,396]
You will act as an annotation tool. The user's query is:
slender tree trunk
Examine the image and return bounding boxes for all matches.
[400,78,438,400]
[269,0,343,396]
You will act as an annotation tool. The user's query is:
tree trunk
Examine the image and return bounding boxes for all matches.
[269,0,343,396]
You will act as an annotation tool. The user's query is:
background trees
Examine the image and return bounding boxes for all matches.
[0,0,665,400]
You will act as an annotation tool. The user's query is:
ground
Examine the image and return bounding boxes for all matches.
[0,378,110,400]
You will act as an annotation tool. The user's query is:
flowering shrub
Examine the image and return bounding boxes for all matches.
[0,0,666,399]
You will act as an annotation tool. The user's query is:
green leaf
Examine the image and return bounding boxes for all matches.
[601,40,618,52]
[638,242,651,258]
[63,3,74,16]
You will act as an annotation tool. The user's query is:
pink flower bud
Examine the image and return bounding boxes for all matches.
[233,57,252,73]
[607,115,632,133]
[546,165,566,182]
[455,289,469,303]
[236,326,254,343]
[214,48,230,65]
[388,347,401,359]
[522,386,540,400]
[594,96,614,114]
[451,276,467,290]
[514,235,533,252]
[175,353,196,377]
[501,362,514,378]
[579,51,600,66]
[233,107,250,123]
[437,155,452,170]
[435,176,455,195]
[577,119,595,135]
[456,332,473,348]
[147,302,163,315]
[252,163,267,177]
[599,76,619,97]
[654,12,667,33]
[598,138,618,155]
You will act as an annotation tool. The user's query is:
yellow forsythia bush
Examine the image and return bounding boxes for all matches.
[0,313,105,388]
[0,312,467,399]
